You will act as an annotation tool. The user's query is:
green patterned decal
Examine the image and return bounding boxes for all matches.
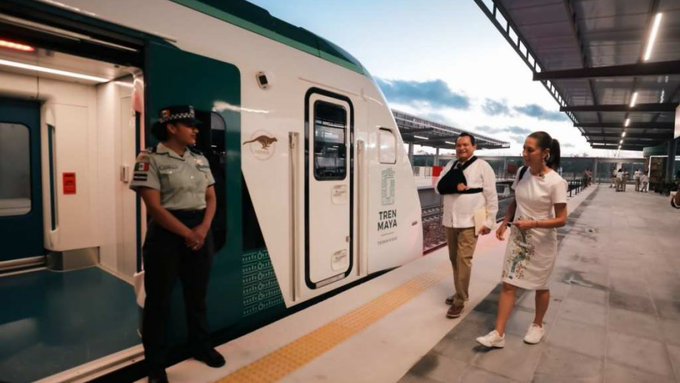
[242,249,284,317]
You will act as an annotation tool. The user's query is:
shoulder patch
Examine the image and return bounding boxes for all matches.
[137,152,151,163]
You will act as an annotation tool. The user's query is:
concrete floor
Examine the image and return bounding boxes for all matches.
[400,185,680,383]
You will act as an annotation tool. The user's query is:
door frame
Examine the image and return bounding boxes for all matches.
[0,97,44,263]
[303,87,355,289]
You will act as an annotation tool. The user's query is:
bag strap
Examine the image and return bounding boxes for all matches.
[518,165,528,181]
[458,156,478,171]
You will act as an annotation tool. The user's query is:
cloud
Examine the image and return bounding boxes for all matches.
[475,125,504,134]
[507,126,532,135]
[475,125,531,139]
[509,134,526,144]
[482,99,511,116]
[514,104,567,121]
[376,78,470,109]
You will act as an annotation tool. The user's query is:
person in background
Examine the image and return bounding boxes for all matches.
[615,169,624,192]
[436,133,498,319]
[131,105,225,383]
[634,169,641,192]
[476,131,567,348]
[640,173,649,193]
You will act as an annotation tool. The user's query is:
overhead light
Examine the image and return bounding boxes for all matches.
[643,13,663,61]
[621,131,626,137]
[624,118,630,127]
[0,58,109,82]
[413,135,429,140]
[629,92,638,107]
[444,141,456,145]
[619,139,623,144]
[0,39,34,52]
[113,81,134,88]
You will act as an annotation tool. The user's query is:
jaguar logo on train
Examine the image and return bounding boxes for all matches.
[243,131,277,160]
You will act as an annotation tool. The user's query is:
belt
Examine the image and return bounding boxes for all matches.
[459,188,483,194]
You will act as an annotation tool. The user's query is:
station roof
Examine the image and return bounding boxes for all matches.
[475,0,680,151]
[393,110,511,150]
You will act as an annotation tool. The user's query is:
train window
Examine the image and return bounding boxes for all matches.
[379,128,397,164]
[209,112,227,251]
[313,101,347,180]
[192,110,228,251]
[0,123,31,216]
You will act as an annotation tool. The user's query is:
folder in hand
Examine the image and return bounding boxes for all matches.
[474,208,487,235]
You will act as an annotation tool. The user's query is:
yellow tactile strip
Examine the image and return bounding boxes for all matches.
[219,264,449,383]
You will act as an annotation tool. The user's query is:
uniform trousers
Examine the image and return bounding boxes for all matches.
[142,210,214,373]
[445,227,478,307]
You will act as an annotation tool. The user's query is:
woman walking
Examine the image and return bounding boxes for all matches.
[476,131,568,348]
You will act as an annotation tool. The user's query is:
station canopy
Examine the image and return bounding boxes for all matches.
[475,0,680,151]
[393,110,510,150]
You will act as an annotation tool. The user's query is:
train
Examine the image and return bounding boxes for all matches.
[0,0,423,381]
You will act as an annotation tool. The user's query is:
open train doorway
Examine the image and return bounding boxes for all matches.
[0,3,147,276]
[0,7,150,380]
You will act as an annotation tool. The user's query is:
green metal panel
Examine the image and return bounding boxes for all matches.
[643,143,669,157]
[144,42,285,352]
[169,0,368,75]
[145,41,243,343]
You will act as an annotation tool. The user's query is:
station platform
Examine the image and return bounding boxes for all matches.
[152,183,680,382]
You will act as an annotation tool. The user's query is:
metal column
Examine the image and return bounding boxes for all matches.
[667,138,678,182]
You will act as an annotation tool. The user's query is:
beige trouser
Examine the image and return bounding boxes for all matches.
[445,227,478,307]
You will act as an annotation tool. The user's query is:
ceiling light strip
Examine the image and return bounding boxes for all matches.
[0,58,109,82]
[643,13,663,61]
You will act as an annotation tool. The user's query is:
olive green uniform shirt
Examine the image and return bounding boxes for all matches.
[130,143,215,210]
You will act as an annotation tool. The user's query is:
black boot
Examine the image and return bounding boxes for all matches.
[148,370,168,383]
[193,348,226,368]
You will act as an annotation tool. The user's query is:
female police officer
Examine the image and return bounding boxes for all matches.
[130,105,224,383]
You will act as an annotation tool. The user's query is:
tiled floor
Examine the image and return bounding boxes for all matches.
[0,267,140,382]
[400,185,680,383]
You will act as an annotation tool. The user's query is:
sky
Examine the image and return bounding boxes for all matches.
[247,0,640,158]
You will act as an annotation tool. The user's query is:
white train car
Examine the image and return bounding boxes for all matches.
[0,0,422,380]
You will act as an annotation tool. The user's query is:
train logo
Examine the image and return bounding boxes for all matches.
[381,168,395,205]
[243,132,277,160]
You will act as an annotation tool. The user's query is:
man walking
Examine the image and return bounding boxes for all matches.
[436,133,498,318]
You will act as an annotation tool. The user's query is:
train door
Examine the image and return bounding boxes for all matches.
[0,98,43,263]
[305,90,354,289]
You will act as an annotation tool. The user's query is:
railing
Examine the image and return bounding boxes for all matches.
[420,178,591,253]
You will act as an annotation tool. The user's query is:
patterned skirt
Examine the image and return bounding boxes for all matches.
[501,221,558,290]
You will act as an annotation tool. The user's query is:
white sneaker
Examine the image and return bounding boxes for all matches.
[523,323,545,344]
[476,330,505,348]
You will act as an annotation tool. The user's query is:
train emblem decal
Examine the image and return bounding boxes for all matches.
[381,168,395,205]
[243,132,277,160]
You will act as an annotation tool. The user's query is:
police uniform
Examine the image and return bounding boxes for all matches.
[130,106,219,378]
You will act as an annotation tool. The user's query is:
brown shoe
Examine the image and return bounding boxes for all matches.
[445,295,454,305]
[446,304,463,318]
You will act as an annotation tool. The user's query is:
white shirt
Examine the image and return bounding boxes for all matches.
[512,168,567,221]
[436,157,498,229]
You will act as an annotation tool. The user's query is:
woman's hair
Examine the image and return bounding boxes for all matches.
[528,131,561,170]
